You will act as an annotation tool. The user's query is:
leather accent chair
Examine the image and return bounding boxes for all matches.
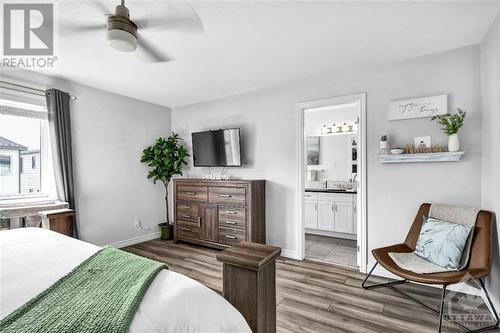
[362,203,499,333]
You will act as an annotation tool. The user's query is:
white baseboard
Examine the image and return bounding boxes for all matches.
[107,232,160,248]
[281,249,300,260]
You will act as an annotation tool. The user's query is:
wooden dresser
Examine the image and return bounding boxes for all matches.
[173,178,266,249]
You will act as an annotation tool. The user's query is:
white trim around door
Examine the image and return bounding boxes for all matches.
[296,92,368,273]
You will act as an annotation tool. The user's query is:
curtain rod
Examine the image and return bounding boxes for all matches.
[0,80,77,100]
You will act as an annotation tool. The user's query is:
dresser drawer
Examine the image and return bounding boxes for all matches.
[218,227,246,246]
[176,202,200,222]
[219,206,246,230]
[177,185,208,202]
[209,187,246,205]
[177,221,200,239]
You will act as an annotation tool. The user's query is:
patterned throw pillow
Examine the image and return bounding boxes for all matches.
[414,217,473,270]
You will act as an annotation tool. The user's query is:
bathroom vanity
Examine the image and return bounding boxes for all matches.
[304,189,357,240]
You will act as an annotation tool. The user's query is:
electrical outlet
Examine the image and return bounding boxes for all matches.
[134,219,142,229]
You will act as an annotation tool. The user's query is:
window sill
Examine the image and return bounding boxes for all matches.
[0,197,66,218]
[0,195,55,206]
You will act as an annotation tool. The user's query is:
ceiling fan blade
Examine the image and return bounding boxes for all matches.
[59,23,105,36]
[135,17,204,33]
[137,34,173,63]
[134,2,204,33]
[88,1,114,16]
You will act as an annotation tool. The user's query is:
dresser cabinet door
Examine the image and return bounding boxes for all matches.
[200,205,218,242]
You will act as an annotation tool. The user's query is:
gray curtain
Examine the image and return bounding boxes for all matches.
[46,89,78,238]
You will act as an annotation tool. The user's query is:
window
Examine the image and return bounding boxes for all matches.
[0,84,56,198]
[0,155,11,175]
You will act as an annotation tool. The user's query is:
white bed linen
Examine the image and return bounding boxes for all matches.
[0,228,251,333]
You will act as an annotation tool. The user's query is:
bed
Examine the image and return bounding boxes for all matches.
[0,227,251,332]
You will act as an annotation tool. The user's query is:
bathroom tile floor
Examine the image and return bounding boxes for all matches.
[305,234,357,268]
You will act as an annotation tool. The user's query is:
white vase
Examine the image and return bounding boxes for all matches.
[448,133,460,152]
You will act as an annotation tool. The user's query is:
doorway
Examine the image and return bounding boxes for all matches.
[296,93,367,272]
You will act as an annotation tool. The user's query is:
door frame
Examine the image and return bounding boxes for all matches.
[296,92,367,273]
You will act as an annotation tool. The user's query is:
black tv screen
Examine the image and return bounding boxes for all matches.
[192,128,242,167]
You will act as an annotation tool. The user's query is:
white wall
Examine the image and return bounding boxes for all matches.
[1,70,172,246]
[480,13,500,307]
[172,46,482,260]
[304,106,358,137]
[305,106,358,182]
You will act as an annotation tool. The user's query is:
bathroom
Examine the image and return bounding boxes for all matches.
[303,101,360,268]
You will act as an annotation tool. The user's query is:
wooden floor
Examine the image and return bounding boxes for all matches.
[124,239,499,333]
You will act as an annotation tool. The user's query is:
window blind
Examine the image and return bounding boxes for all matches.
[0,81,48,119]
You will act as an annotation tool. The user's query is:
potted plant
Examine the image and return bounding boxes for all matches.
[431,108,466,152]
[141,133,189,240]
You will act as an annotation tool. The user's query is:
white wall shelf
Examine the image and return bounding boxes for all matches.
[378,151,465,163]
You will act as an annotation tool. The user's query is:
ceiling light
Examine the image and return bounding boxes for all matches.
[107,29,137,52]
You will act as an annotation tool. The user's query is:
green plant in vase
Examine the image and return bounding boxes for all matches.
[141,133,189,240]
[431,108,466,152]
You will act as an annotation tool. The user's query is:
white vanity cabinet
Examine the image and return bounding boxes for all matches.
[305,191,357,239]
[317,196,335,231]
[333,198,354,234]
[304,192,318,229]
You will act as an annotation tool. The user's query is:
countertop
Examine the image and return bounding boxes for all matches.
[305,188,357,194]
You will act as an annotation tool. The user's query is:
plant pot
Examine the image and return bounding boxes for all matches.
[448,133,460,152]
[158,223,173,240]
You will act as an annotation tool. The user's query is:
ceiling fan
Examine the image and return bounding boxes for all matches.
[61,0,204,63]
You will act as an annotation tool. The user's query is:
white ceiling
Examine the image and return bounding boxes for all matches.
[38,1,500,108]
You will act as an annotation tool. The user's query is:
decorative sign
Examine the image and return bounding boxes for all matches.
[389,95,447,120]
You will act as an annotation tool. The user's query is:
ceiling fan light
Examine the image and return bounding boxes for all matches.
[107,29,137,52]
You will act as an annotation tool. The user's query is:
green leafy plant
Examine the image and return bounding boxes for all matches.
[141,133,189,224]
[431,108,466,136]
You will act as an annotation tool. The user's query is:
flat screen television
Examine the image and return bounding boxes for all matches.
[192,128,242,167]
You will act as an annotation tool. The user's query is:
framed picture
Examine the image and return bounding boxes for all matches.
[306,136,320,165]
[389,95,447,120]
[414,136,431,148]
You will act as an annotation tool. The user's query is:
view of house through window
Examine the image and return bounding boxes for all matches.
[0,113,46,196]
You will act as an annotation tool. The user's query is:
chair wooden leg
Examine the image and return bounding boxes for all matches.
[438,285,447,333]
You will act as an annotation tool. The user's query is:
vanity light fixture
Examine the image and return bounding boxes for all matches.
[320,122,358,135]
[321,124,333,134]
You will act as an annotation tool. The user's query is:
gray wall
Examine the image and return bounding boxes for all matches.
[172,46,482,262]
[2,70,172,246]
[481,13,500,308]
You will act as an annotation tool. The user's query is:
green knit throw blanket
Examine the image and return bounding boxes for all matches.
[0,247,167,333]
